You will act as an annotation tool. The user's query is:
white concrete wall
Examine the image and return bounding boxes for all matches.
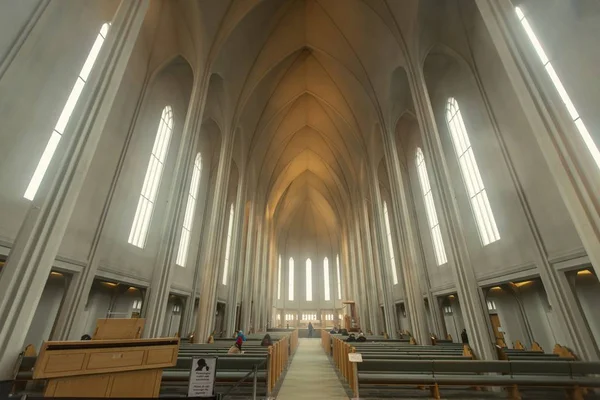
[0,0,119,246]
[572,271,600,349]
[24,272,67,349]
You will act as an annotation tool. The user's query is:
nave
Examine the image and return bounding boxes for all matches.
[2,0,600,398]
[275,338,347,400]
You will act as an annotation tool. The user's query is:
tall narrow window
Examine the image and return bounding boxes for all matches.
[416,148,448,265]
[336,254,342,300]
[25,23,110,200]
[176,153,202,266]
[128,106,174,248]
[323,257,330,301]
[446,98,500,245]
[222,204,234,285]
[306,258,312,301]
[277,255,282,300]
[515,7,600,169]
[382,202,399,284]
[288,258,294,301]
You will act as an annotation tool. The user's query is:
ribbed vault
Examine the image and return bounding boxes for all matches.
[200,0,419,256]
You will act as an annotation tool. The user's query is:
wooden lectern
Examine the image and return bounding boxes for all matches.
[33,319,179,398]
[342,301,360,332]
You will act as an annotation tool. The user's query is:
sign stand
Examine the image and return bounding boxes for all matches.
[188,356,218,398]
[349,353,362,400]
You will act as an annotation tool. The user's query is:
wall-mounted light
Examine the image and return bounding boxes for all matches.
[50,271,63,277]
[514,280,533,288]
[577,269,592,276]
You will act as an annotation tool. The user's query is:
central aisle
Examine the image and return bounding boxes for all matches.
[276,338,348,399]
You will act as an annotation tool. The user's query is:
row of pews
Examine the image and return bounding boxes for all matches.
[12,330,299,399]
[162,331,298,398]
[321,330,600,399]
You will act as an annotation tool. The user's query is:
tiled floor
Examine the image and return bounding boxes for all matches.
[276,338,348,399]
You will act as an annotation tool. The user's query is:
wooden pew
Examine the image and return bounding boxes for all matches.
[354,359,600,399]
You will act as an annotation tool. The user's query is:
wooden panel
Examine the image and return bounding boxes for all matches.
[44,353,86,374]
[34,341,179,379]
[109,370,161,398]
[45,374,111,398]
[87,350,144,370]
[93,319,145,340]
[146,348,176,365]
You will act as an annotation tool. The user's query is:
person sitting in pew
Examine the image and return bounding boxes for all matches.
[261,334,273,347]
[228,345,242,354]
[346,333,357,342]
[340,329,349,336]
[235,330,246,351]
[329,326,338,334]
[356,332,367,343]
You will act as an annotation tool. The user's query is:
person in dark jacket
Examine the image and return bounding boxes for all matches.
[461,329,469,344]
[261,334,273,347]
[346,333,357,342]
[308,322,314,338]
[356,332,367,342]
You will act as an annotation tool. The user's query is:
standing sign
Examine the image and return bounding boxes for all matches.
[188,356,217,398]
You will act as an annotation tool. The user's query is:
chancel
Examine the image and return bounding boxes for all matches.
[1,0,600,399]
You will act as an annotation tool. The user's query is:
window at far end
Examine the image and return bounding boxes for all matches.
[383,202,399,284]
[306,258,312,301]
[277,255,282,300]
[288,258,294,301]
[221,204,234,285]
[323,257,330,301]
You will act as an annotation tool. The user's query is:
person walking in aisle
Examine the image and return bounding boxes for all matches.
[308,322,314,338]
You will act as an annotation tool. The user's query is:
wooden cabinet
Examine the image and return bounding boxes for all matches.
[34,338,179,397]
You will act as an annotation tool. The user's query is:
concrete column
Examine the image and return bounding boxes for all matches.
[250,217,263,332]
[240,203,256,332]
[350,208,368,330]
[264,226,277,330]
[0,0,149,379]
[369,170,400,338]
[194,132,234,342]
[475,0,600,360]
[257,216,270,331]
[380,129,429,345]
[256,218,268,331]
[224,178,246,336]
[340,233,352,301]
[357,202,379,333]
[406,64,495,358]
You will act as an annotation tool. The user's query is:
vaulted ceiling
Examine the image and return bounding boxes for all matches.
[193,0,429,244]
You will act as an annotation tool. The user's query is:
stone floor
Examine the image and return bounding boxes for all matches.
[276,338,349,399]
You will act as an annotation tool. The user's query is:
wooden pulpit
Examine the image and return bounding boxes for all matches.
[33,319,179,398]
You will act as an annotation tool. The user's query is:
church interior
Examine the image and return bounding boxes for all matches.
[1,0,600,399]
